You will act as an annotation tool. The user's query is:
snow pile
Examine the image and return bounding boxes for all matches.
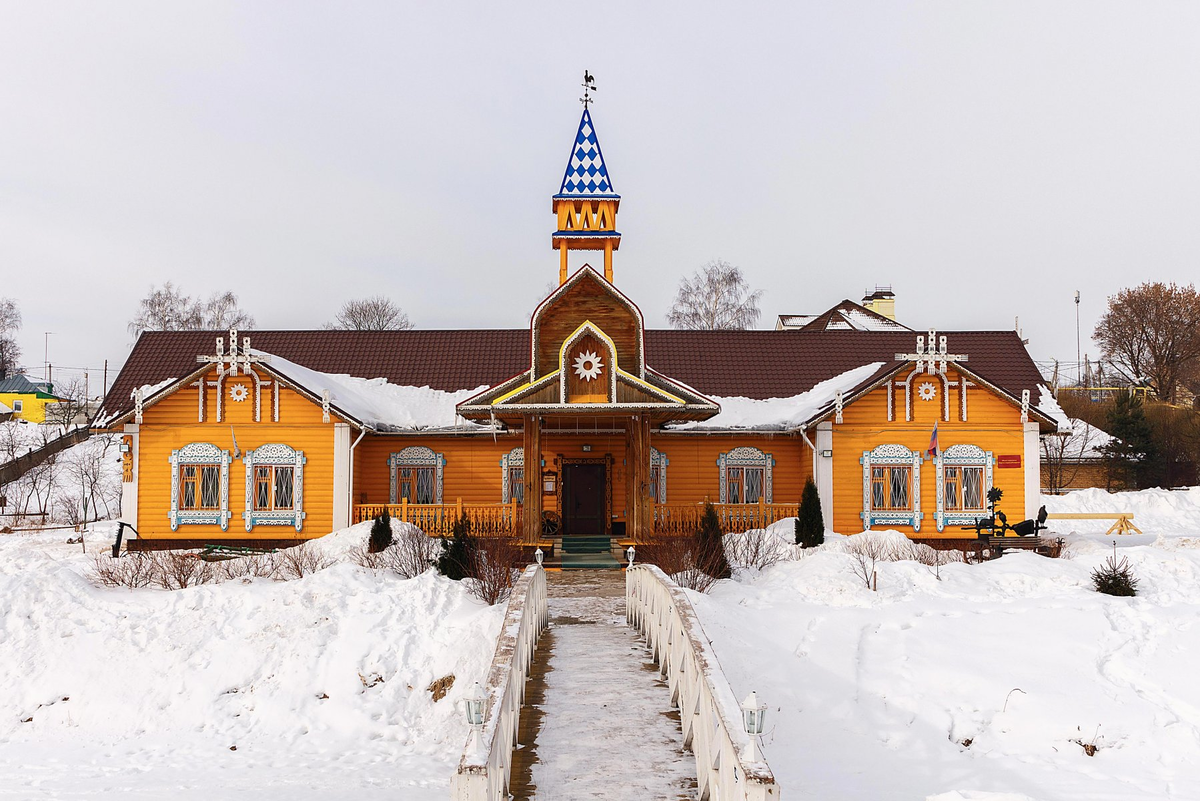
[691,532,1200,800]
[265,352,489,431]
[0,525,505,800]
[673,362,885,430]
[1048,417,1114,459]
[1045,486,1200,538]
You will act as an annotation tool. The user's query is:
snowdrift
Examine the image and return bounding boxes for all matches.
[0,525,504,800]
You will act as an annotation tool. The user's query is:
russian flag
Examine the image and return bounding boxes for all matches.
[927,421,939,458]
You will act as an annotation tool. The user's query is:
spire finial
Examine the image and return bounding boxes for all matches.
[580,70,596,108]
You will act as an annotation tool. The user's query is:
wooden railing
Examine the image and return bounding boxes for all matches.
[653,500,799,537]
[450,564,549,801]
[627,565,779,800]
[354,499,522,536]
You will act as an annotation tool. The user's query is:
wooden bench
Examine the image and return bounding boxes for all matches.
[1044,513,1141,536]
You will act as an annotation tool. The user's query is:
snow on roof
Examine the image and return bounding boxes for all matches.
[669,362,885,431]
[1057,418,1115,459]
[841,308,907,331]
[1036,386,1072,433]
[264,353,489,431]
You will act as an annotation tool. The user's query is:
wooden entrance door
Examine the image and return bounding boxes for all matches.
[562,463,607,536]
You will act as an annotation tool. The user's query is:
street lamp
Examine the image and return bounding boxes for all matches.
[741,691,767,761]
[464,681,487,760]
[626,545,635,567]
[534,547,544,566]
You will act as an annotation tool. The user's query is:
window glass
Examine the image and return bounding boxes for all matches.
[274,466,294,509]
[510,467,525,504]
[727,467,743,504]
[871,465,911,512]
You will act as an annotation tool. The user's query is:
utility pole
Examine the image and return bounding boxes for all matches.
[43,332,54,385]
[1074,291,1081,386]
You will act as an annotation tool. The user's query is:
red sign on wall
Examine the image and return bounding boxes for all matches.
[997,455,1022,469]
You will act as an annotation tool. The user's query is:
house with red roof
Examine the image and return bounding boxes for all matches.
[95,104,1064,555]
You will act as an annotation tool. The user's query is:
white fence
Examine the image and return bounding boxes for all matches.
[450,564,549,801]
[626,565,780,801]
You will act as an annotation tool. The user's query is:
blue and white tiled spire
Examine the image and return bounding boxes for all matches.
[556,109,619,198]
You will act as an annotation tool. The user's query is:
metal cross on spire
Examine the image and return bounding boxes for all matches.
[579,70,597,108]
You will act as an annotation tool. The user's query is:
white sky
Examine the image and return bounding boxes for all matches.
[2,2,1198,393]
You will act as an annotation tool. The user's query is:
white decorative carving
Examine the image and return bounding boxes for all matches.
[501,446,525,503]
[243,443,307,532]
[558,322,618,403]
[229,383,250,402]
[717,446,774,504]
[389,446,445,504]
[917,382,937,402]
[322,390,331,424]
[860,443,922,531]
[572,350,604,382]
[835,390,844,424]
[168,442,232,531]
[934,444,993,531]
[1021,389,1031,423]
[650,447,669,503]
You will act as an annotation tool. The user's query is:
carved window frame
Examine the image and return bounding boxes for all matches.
[243,443,306,532]
[501,446,525,504]
[935,444,993,532]
[861,444,923,531]
[169,442,232,531]
[717,446,773,504]
[650,447,669,503]
[389,446,445,504]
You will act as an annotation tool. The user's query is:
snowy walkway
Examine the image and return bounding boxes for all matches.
[508,570,695,801]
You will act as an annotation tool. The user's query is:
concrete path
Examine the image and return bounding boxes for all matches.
[508,570,696,800]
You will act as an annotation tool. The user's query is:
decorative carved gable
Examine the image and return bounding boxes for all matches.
[531,267,643,380]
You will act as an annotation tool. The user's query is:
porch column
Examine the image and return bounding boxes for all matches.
[121,423,139,527]
[638,415,653,539]
[626,414,650,541]
[815,421,834,532]
[1024,422,1041,519]
[522,414,542,544]
[332,423,351,531]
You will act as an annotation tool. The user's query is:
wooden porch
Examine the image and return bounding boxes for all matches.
[353,498,799,540]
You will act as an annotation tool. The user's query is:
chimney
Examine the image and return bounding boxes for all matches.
[862,285,896,321]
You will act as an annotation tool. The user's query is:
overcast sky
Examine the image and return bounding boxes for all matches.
[2,2,1198,394]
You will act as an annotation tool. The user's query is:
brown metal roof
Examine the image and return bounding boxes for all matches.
[97,328,1049,426]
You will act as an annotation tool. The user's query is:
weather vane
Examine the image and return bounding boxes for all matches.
[579,70,596,108]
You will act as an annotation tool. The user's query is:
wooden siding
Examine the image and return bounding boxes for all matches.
[534,276,640,378]
[352,431,812,528]
[831,366,1029,538]
[135,368,341,541]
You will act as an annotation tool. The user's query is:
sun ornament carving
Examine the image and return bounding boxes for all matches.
[229,383,250,403]
[572,350,604,382]
[917,382,937,402]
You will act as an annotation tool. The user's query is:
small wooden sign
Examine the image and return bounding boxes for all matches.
[997,454,1022,469]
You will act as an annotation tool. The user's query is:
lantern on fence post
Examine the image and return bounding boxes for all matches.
[626,545,635,567]
[464,681,487,759]
[741,691,767,761]
[534,547,544,566]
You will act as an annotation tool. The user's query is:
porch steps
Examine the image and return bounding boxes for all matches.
[558,536,621,569]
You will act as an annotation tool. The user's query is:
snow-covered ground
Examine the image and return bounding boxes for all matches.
[0,522,504,800]
[695,490,1200,801]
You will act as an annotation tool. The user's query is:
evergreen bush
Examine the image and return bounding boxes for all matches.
[436,515,475,581]
[368,512,393,553]
[694,501,732,580]
[1092,551,1139,597]
[1100,392,1159,489]
[795,477,825,548]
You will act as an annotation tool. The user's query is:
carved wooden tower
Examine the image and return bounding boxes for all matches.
[553,107,621,284]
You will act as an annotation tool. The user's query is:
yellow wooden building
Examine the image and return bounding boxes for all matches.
[0,374,60,423]
[94,105,1064,551]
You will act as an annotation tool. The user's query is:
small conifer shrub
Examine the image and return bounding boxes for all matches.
[695,501,732,580]
[436,515,475,582]
[369,512,393,553]
[1092,550,1139,597]
[795,477,825,548]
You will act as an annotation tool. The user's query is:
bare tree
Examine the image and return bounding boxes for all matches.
[128,283,256,338]
[0,297,21,380]
[668,260,763,330]
[1093,282,1200,403]
[327,296,413,331]
[1041,420,1101,494]
[204,290,257,330]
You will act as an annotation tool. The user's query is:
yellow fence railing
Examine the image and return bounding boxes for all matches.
[354,499,522,537]
[653,500,799,537]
